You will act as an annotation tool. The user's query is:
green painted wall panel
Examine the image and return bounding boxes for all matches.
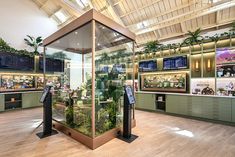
[0,94,4,112]
[232,99,235,122]
[136,93,155,110]
[216,98,232,122]
[22,92,42,109]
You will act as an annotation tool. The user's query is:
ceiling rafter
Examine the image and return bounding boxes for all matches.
[126,0,197,28]
[135,0,235,35]
[119,0,162,18]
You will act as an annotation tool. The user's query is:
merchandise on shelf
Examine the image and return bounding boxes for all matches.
[191,78,215,95]
[141,72,187,92]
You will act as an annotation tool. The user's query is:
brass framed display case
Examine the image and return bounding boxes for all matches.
[43,9,135,149]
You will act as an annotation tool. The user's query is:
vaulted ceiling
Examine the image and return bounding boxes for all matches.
[32,0,235,47]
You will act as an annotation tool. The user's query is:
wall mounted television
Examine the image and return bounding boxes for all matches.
[163,55,187,70]
[0,52,34,71]
[139,60,157,72]
[39,57,64,72]
[112,64,126,74]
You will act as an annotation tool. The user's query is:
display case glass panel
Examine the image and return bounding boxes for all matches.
[95,22,134,136]
[46,22,93,137]
[140,72,187,92]
[0,75,35,90]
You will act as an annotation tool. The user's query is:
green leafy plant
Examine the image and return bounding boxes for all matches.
[24,35,43,55]
[229,21,235,35]
[0,38,34,56]
[208,34,220,43]
[183,28,204,46]
[144,40,162,53]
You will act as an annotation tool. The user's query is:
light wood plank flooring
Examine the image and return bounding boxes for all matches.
[1,108,235,157]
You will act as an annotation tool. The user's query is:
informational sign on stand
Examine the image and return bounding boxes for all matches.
[36,86,58,139]
[118,85,138,143]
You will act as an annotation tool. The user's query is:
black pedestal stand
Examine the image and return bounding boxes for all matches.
[118,86,138,143]
[36,90,58,139]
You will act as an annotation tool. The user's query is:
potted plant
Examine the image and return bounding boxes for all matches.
[183,28,204,51]
[24,35,43,55]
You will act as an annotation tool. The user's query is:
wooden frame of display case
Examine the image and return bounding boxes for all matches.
[43,9,136,149]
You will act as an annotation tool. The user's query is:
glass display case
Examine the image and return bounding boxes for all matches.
[0,75,35,91]
[140,72,187,92]
[43,9,135,149]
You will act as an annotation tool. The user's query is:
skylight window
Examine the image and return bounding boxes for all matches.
[75,0,90,8]
[54,10,69,23]
[137,21,148,29]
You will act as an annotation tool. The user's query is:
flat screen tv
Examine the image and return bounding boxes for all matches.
[0,52,34,71]
[163,56,187,70]
[39,57,64,72]
[139,60,157,72]
[112,64,126,74]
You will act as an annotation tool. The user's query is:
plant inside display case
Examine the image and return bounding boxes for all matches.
[141,72,187,92]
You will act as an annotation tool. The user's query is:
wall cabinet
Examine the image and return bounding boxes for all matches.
[0,95,4,112]
[136,93,155,110]
[137,92,235,123]
[22,92,42,108]
[232,99,235,122]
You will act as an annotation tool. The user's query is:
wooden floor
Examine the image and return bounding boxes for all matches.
[1,108,235,157]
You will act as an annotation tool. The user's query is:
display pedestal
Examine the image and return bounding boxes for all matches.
[36,86,58,139]
[36,129,58,139]
[118,85,138,143]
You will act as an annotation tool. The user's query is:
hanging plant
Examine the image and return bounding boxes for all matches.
[24,35,43,55]
[0,38,33,57]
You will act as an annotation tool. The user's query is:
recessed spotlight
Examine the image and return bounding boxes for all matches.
[75,31,78,35]
[77,43,79,45]
[97,43,100,46]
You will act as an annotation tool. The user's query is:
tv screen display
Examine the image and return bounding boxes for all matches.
[0,52,34,71]
[39,57,64,72]
[163,56,187,70]
[112,64,125,74]
[101,66,109,73]
[139,60,157,72]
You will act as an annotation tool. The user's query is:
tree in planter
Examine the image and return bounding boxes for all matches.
[144,40,162,58]
[24,35,43,55]
[183,28,204,46]
[229,21,235,36]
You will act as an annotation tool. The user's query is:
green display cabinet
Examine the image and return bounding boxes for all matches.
[232,99,235,122]
[166,95,190,116]
[0,94,4,112]
[136,93,155,110]
[22,92,43,108]
[215,98,232,122]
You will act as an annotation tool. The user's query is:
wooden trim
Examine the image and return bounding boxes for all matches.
[43,10,93,46]
[91,20,95,138]
[92,10,135,40]
[43,9,135,46]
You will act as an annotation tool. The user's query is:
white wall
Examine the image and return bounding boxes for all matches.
[0,0,58,51]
